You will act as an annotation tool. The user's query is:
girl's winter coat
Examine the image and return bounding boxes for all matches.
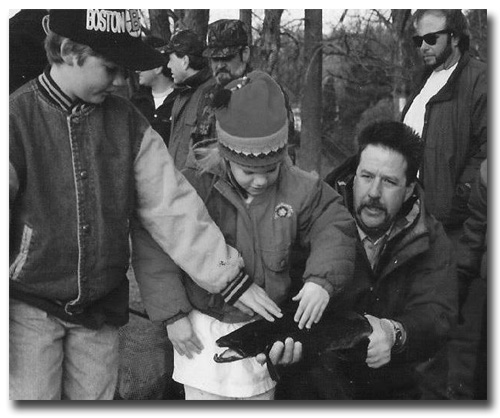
[132,157,357,324]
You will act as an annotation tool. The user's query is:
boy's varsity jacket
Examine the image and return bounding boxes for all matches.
[132,157,357,324]
[9,70,245,329]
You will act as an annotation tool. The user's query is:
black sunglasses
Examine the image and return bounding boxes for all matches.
[412,29,451,48]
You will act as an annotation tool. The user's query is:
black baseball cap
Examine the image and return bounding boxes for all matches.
[164,29,205,57]
[48,9,166,71]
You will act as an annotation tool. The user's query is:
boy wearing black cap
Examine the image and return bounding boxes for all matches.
[9,9,281,400]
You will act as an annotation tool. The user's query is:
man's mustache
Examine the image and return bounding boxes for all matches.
[215,69,230,76]
[358,200,387,214]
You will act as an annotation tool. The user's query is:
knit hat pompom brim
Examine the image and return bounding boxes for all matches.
[215,70,288,167]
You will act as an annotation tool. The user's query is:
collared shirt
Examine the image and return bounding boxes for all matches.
[357,225,392,270]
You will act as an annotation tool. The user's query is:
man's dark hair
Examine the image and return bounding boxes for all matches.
[356,120,424,185]
[413,9,470,53]
[143,35,173,78]
[174,52,207,71]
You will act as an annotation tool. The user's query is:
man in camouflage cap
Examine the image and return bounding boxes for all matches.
[203,19,252,86]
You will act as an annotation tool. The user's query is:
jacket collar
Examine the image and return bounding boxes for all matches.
[402,51,471,114]
[175,66,213,92]
[37,66,91,114]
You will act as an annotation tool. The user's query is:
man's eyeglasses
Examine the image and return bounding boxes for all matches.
[412,29,451,48]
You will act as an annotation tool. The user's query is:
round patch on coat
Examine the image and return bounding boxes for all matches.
[274,202,294,219]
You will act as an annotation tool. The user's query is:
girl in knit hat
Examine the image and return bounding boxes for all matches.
[132,71,357,400]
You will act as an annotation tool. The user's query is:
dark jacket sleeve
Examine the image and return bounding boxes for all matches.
[393,221,458,363]
[457,64,487,188]
[456,159,487,303]
[130,217,193,323]
[298,176,357,299]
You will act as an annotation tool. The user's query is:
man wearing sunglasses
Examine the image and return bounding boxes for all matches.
[402,9,487,400]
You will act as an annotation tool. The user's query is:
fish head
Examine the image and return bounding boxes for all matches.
[214,320,271,362]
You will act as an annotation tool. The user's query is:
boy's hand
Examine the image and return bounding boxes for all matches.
[234,283,283,322]
[292,282,329,329]
[166,316,204,359]
[256,338,303,366]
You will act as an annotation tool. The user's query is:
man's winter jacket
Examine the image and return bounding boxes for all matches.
[402,52,487,229]
[324,157,458,399]
[169,67,217,169]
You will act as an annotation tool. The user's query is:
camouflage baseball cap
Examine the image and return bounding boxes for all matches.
[203,19,249,58]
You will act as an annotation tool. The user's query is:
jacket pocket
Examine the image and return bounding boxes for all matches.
[261,248,289,273]
[260,248,292,303]
[9,224,33,281]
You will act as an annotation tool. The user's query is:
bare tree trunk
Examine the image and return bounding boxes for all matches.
[259,9,283,75]
[239,9,252,46]
[298,9,322,174]
[175,9,209,40]
[390,9,411,120]
[149,9,172,43]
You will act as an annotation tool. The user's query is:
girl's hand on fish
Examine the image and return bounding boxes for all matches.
[166,316,204,359]
[236,283,283,322]
[364,314,393,368]
[255,338,303,366]
[292,282,329,329]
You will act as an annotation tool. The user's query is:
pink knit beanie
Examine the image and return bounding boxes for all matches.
[215,70,288,167]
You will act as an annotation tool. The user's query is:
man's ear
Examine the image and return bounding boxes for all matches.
[241,46,251,64]
[404,181,416,202]
[450,32,460,48]
[182,55,190,70]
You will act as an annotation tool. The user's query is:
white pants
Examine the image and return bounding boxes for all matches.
[184,385,275,400]
[173,310,276,398]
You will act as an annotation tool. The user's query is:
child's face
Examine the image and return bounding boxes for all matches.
[229,161,281,197]
[65,54,127,104]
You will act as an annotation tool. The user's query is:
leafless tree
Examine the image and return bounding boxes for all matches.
[298,9,322,173]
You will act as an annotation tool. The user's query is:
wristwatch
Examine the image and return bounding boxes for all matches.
[389,319,405,353]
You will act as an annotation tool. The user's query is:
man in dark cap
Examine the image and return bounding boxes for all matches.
[203,19,297,155]
[131,36,178,147]
[203,19,252,86]
[165,29,217,169]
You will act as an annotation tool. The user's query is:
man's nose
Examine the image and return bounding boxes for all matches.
[214,60,226,70]
[420,41,431,51]
[367,178,382,198]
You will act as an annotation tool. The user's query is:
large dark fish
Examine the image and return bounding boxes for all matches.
[214,303,372,381]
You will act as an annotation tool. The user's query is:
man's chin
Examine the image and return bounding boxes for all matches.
[216,76,232,86]
[357,215,391,239]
